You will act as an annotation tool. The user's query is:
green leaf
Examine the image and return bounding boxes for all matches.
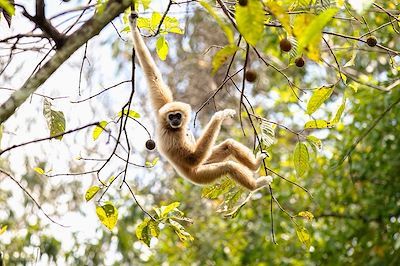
[295,225,311,248]
[163,16,184,35]
[306,135,322,151]
[265,1,292,35]
[117,109,141,119]
[293,142,309,177]
[306,84,335,115]
[0,225,7,235]
[151,12,162,29]
[211,45,239,74]
[298,211,314,221]
[160,202,180,218]
[107,175,117,185]
[136,218,151,247]
[137,17,152,30]
[92,121,108,141]
[95,0,108,14]
[145,157,159,167]
[222,189,244,211]
[236,0,265,46]
[156,36,169,60]
[200,1,234,44]
[85,186,101,202]
[330,99,346,124]
[148,220,160,238]
[304,120,334,129]
[297,8,339,58]
[202,178,236,199]
[168,219,194,242]
[260,120,276,148]
[34,167,45,175]
[43,99,66,140]
[0,0,15,16]
[96,202,118,230]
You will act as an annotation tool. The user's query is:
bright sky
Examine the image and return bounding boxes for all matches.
[0,1,176,264]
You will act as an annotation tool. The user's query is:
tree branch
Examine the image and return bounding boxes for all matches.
[0,0,131,125]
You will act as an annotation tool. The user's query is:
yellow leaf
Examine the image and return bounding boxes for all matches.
[156,36,169,61]
[212,45,239,74]
[96,202,118,230]
[34,167,45,175]
[266,1,292,35]
[297,8,339,61]
[293,14,315,39]
[293,142,309,177]
[298,211,314,221]
[85,186,101,202]
[296,225,311,248]
[330,99,346,124]
[306,84,335,115]
[304,120,334,129]
[236,0,265,46]
[0,225,7,235]
[92,121,108,141]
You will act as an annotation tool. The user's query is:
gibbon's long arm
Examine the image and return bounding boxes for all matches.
[129,13,173,111]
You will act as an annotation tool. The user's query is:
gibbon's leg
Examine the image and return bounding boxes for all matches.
[206,139,266,171]
[192,109,236,162]
[190,161,268,190]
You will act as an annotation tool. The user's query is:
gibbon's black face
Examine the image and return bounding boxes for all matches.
[167,112,183,128]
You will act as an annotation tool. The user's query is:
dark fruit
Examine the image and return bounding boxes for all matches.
[238,0,248,6]
[279,38,292,52]
[295,57,305,68]
[145,139,156,150]
[245,70,257,83]
[366,36,377,47]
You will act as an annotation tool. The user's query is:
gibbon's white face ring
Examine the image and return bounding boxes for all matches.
[167,112,183,128]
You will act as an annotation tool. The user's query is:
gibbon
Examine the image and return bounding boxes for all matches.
[129,12,272,190]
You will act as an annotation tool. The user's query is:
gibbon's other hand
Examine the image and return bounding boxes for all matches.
[215,109,236,120]
[129,11,139,28]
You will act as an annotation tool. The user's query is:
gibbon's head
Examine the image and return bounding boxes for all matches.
[159,102,191,130]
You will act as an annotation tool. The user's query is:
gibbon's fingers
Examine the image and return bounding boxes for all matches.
[129,11,139,28]
[214,109,235,121]
[222,109,236,118]
[191,161,257,190]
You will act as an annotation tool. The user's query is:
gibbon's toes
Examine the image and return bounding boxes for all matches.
[256,151,268,160]
[255,175,273,189]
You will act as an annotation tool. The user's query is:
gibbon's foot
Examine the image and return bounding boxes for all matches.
[256,151,268,161]
[255,175,273,189]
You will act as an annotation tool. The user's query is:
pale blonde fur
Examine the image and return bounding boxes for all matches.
[129,13,271,190]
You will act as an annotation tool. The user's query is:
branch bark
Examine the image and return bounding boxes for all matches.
[0,0,131,124]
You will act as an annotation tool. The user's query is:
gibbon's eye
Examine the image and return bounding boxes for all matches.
[168,113,182,121]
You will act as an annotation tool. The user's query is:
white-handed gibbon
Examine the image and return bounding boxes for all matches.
[129,12,272,190]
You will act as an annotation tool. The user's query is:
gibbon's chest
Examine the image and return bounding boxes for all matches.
[156,128,193,155]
